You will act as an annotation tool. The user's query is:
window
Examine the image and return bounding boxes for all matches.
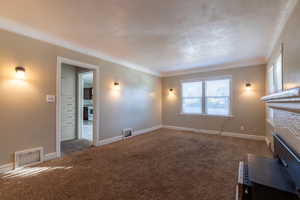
[205,79,230,115]
[181,78,231,116]
[274,52,283,91]
[267,66,274,94]
[182,82,203,114]
[268,47,283,94]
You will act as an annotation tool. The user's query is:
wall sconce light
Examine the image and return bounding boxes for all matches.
[114,81,120,90]
[169,88,174,95]
[245,83,251,90]
[15,66,26,80]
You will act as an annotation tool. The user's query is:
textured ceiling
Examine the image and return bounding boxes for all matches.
[0,0,292,75]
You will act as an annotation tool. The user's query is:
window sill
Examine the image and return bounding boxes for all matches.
[179,112,234,118]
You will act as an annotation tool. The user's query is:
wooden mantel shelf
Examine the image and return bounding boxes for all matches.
[261,88,300,113]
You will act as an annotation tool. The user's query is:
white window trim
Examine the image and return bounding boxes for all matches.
[180,75,233,117]
[269,44,284,93]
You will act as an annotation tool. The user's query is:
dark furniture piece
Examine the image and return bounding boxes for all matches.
[83,107,89,121]
[84,88,93,100]
[236,134,300,200]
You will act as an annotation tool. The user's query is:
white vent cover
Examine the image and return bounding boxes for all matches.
[14,147,44,168]
[122,128,133,138]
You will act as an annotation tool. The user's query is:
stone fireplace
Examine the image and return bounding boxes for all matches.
[262,88,300,155]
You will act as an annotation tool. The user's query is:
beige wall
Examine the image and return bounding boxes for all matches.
[266,1,300,143]
[162,65,266,136]
[0,29,162,165]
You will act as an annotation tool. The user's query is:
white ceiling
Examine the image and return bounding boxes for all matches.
[0,0,295,76]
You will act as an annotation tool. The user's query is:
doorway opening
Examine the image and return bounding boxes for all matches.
[56,57,100,157]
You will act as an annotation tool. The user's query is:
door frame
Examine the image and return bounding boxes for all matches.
[77,71,93,140]
[56,57,100,158]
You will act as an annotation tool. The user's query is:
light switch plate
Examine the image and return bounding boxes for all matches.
[46,95,56,103]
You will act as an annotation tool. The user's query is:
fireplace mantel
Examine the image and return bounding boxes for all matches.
[261,88,300,113]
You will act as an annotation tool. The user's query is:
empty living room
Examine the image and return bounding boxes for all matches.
[1,0,300,199]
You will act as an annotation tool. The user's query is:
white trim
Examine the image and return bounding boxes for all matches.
[97,136,124,146]
[221,132,265,141]
[56,57,101,158]
[162,125,201,133]
[162,125,265,141]
[97,125,162,146]
[161,60,266,77]
[0,163,14,173]
[0,17,160,76]
[44,152,58,161]
[266,0,298,59]
[133,125,162,136]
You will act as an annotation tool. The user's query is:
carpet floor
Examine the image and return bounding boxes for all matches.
[0,129,271,200]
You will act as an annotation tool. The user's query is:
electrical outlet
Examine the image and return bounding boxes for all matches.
[46,95,56,103]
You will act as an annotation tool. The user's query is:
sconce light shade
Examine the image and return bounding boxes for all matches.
[245,83,251,88]
[114,82,120,86]
[113,81,120,90]
[15,66,26,80]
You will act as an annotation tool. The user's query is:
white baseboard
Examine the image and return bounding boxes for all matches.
[44,152,58,161]
[221,131,265,141]
[133,125,162,136]
[97,135,123,146]
[162,125,200,133]
[0,163,14,173]
[162,125,265,141]
[97,125,162,146]
[0,152,58,174]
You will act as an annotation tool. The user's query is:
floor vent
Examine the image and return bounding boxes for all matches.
[15,147,44,168]
[122,128,133,138]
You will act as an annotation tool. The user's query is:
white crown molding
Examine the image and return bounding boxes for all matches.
[161,59,267,77]
[266,0,298,59]
[0,17,160,76]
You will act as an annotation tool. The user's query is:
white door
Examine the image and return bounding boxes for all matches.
[61,65,77,141]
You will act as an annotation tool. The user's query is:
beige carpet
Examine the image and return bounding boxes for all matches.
[0,129,271,200]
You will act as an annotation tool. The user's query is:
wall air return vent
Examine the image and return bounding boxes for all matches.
[122,128,133,138]
[14,147,44,169]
